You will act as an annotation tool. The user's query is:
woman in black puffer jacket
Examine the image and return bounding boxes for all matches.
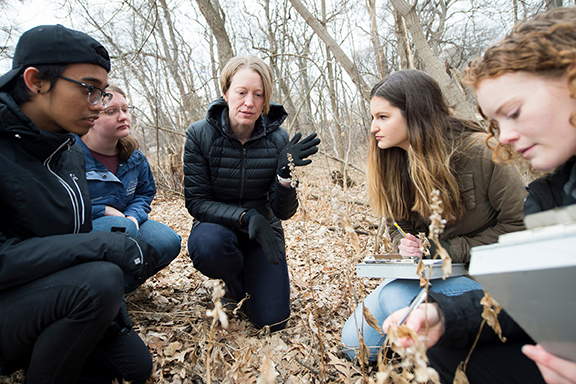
[184,56,320,331]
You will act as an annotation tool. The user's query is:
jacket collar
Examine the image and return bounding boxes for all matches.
[205,97,288,142]
[75,134,141,173]
[0,92,75,161]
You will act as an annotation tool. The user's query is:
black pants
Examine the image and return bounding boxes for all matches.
[188,222,291,331]
[428,342,546,384]
[0,262,152,384]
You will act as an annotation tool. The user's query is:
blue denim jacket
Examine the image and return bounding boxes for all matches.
[75,138,156,224]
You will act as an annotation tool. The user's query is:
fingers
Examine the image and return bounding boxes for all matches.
[300,145,319,158]
[289,132,302,144]
[523,345,576,384]
[398,236,423,257]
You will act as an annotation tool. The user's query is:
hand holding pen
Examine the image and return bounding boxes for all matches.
[394,222,424,258]
[382,292,446,349]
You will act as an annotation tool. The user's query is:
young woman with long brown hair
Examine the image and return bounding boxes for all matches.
[382,8,576,384]
[341,69,526,361]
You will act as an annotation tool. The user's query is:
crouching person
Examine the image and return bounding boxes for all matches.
[0,25,156,383]
[76,84,181,292]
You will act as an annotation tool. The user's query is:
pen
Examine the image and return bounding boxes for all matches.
[393,222,407,237]
[397,287,428,326]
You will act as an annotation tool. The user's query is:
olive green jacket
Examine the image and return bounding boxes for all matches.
[393,139,526,263]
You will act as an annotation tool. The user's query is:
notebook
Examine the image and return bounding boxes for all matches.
[469,216,576,362]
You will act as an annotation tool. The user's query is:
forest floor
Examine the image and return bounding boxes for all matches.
[1,158,398,384]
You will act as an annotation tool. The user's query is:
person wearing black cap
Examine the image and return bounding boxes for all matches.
[0,25,157,384]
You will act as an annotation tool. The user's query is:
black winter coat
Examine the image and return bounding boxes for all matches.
[0,93,157,291]
[183,97,298,229]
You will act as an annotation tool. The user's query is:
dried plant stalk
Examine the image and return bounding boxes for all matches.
[480,292,507,342]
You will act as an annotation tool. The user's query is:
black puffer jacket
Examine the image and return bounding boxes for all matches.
[0,93,158,291]
[184,97,298,228]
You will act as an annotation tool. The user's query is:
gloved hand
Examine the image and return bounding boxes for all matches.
[243,209,282,264]
[104,235,160,292]
[277,132,321,178]
[109,300,133,336]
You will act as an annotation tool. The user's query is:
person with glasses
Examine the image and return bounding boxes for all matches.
[0,25,158,383]
[76,85,181,292]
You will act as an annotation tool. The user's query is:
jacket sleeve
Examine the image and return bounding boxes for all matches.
[429,289,533,349]
[269,130,299,220]
[0,230,160,291]
[123,155,155,224]
[442,159,526,263]
[183,124,245,227]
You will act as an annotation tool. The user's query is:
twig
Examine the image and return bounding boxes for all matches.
[319,151,365,174]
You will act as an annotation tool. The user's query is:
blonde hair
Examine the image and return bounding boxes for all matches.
[367,70,483,221]
[464,7,576,162]
[219,55,273,114]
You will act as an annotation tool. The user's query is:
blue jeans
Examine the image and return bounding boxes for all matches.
[92,216,181,291]
[187,222,290,331]
[341,276,482,361]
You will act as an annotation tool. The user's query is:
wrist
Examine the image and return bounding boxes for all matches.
[277,165,291,179]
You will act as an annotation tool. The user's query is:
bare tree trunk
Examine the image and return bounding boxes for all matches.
[546,0,563,9]
[320,0,345,161]
[366,0,388,78]
[391,0,476,120]
[394,10,415,69]
[195,0,234,70]
[288,0,370,100]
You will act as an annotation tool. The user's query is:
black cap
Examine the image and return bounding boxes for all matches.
[0,24,111,90]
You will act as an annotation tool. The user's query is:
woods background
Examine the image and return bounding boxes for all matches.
[0,1,574,383]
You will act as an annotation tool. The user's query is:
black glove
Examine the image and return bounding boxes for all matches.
[105,235,160,292]
[277,132,321,178]
[109,300,133,336]
[243,209,282,264]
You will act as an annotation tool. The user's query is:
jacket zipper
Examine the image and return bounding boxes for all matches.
[43,139,82,234]
[239,146,246,205]
[70,174,85,225]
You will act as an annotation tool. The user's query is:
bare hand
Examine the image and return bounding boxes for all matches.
[104,206,125,217]
[398,233,423,257]
[523,344,576,384]
[126,216,139,230]
[382,303,445,348]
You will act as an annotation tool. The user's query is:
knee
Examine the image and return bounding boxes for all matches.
[150,231,182,270]
[79,262,125,320]
[377,282,418,317]
[187,224,240,268]
[93,216,138,238]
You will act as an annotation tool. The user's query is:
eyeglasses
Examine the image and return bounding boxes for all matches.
[57,76,113,106]
[100,105,135,117]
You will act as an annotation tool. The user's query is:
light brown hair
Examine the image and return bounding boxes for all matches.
[219,56,273,115]
[464,7,576,162]
[105,85,139,163]
[367,70,483,221]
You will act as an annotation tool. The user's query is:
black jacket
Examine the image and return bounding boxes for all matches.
[429,159,576,349]
[183,97,298,228]
[524,156,576,214]
[0,93,157,291]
